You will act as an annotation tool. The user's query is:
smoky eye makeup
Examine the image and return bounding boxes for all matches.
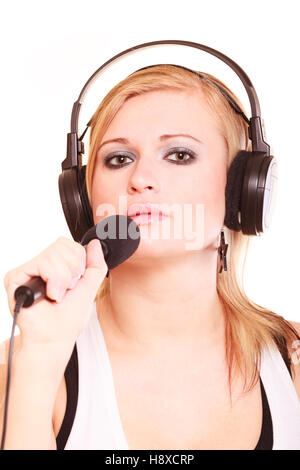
[101,146,198,169]
[102,151,134,168]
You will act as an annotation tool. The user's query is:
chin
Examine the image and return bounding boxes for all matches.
[134,235,203,257]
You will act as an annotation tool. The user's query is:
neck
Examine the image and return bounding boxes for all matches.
[97,248,226,355]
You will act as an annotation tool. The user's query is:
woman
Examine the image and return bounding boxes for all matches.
[1,65,300,450]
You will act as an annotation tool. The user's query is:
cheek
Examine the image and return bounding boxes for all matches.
[91,168,120,221]
[185,163,227,239]
[186,162,226,207]
[202,164,227,238]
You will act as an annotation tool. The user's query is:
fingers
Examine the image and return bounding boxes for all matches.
[61,239,108,310]
[2,237,108,347]
[3,237,89,313]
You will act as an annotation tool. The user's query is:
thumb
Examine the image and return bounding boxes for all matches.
[67,239,108,306]
[84,238,108,289]
[85,238,108,271]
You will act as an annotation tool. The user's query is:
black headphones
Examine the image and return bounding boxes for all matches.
[58,39,278,242]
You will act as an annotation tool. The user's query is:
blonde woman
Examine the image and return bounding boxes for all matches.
[1,64,300,450]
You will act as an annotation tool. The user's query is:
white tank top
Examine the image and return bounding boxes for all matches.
[63,302,300,450]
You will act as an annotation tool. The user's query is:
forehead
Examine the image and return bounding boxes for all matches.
[103,88,222,137]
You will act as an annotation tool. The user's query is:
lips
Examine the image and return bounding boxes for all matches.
[127,203,170,226]
[127,203,168,218]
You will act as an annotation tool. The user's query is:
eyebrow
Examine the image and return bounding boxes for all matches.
[98,133,203,149]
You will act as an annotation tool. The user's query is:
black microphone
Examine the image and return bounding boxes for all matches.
[14,215,140,308]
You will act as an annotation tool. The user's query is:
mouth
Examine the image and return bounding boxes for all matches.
[128,212,169,225]
[127,204,170,225]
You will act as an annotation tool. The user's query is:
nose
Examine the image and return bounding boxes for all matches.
[127,161,160,194]
[129,184,156,193]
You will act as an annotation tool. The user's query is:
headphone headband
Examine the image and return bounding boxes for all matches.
[130,63,251,125]
[61,39,270,172]
[58,39,277,241]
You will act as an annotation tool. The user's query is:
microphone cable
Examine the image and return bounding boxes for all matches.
[0,292,28,450]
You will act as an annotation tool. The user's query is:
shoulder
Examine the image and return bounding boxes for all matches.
[286,321,300,401]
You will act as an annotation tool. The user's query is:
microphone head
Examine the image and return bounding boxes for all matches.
[80,215,140,270]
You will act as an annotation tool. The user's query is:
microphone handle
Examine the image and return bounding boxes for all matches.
[14,241,108,308]
[14,276,47,308]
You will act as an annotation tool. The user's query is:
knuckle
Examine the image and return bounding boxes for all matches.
[65,248,86,277]
[47,268,72,297]
[53,265,73,288]
[59,267,73,285]
[3,270,12,290]
[37,253,69,286]
[40,251,56,268]
[56,236,71,245]
[56,238,85,267]
[45,243,85,280]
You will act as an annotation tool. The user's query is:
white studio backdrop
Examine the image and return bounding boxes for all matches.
[0,0,299,342]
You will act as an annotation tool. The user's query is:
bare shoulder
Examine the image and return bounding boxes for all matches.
[286,321,300,401]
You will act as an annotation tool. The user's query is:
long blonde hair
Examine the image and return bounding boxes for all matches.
[85,64,299,393]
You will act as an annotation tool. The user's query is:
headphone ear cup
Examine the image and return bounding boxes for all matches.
[78,165,94,227]
[224,150,250,232]
[58,165,94,242]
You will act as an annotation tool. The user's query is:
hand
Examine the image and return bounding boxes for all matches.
[3,237,108,350]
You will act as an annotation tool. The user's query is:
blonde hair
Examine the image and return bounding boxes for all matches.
[85,64,299,393]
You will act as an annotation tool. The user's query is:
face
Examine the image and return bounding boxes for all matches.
[91,88,228,263]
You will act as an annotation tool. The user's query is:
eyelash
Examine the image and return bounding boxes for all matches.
[103,148,196,169]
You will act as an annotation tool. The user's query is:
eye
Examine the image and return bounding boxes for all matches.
[104,154,133,169]
[164,149,196,165]
[103,147,196,169]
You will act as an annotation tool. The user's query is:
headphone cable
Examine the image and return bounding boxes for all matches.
[0,293,28,450]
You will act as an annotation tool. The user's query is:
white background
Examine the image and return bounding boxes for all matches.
[0,0,299,342]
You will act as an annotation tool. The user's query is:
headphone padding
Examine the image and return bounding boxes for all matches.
[58,166,93,242]
[224,150,250,232]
